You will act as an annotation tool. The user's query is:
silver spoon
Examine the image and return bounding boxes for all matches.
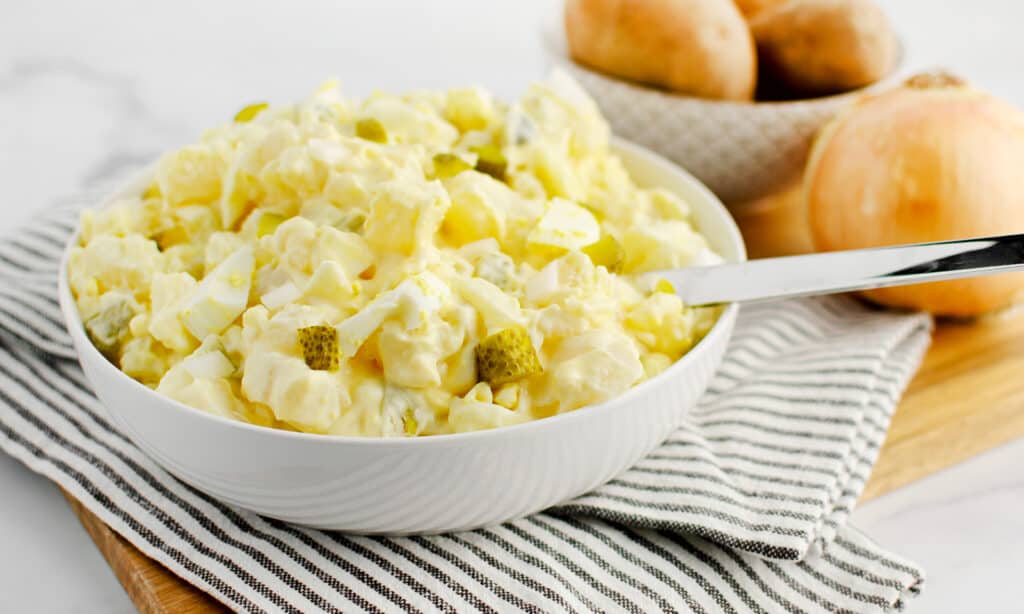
[661,234,1024,307]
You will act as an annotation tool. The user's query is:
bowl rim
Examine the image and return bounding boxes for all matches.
[58,138,746,448]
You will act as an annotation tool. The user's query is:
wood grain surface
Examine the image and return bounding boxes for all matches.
[60,189,1024,612]
[62,491,226,613]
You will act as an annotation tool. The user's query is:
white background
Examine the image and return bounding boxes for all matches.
[2,1,1023,611]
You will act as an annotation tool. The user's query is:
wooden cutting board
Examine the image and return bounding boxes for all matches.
[60,188,1024,613]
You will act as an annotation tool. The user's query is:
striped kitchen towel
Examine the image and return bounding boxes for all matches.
[0,188,932,613]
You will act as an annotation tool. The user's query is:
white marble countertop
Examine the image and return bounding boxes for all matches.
[2,1,1022,611]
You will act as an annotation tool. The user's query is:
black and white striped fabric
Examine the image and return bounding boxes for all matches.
[0,191,932,613]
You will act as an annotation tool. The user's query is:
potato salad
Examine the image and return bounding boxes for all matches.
[68,74,721,437]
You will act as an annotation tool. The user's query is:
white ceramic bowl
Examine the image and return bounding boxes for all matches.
[59,140,746,534]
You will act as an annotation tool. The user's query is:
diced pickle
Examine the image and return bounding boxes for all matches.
[582,234,625,273]
[403,408,419,436]
[355,118,388,143]
[298,325,340,371]
[234,102,268,123]
[142,183,161,200]
[475,326,542,386]
[85,299,135,357]
[432,153,472,179]
[257,212,285,238]
[471,144,507,181]
[337,211,367,233]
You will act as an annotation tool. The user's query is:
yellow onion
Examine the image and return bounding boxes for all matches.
[806,73,1024,316]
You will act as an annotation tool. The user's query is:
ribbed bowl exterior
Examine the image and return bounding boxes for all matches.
[562,61,858,205]
[543,28,901,204]
[60,141,745,534]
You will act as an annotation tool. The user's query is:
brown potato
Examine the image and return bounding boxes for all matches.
[750,0,897,95]
[565,0,757,101]
[733,0,787,19]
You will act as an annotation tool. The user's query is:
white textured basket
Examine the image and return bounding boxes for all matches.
[60,141,746,534]
[546,29,902,204]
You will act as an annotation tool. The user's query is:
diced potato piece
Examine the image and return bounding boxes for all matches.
[527,197,600,253]
[529,143,584,201]
[155,145,225,207]
[315,226,374,279]
[260,281,302,311]
[622,221,709,273]
[378,385,436,438]
[625,292,697,357]
[524,251,595,306]
[157,365,244,421]
[259,147,328,216]
[120,336,173,384]
[181,341,236,379]
[445,87,496,132]
[364,180,449,254]
[493,383,520,409]
[641,352,674,379]
[377,318,459,389]
[261,216,373,279]
[68,235,161,298]
[327,376,385,437]
[454,277,524,334]
[303,260,357,305]
[448,382,529,432]
[242,351,347,432]
[149,272,199,352]
[442,171,510,246]
[204,231,247,274]
[323,172,371,214]
[535,330,643,412]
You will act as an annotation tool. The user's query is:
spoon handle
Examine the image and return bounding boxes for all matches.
[663,234,1024,307]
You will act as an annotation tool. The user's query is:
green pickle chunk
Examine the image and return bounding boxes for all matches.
[355,118,388,143]
[298,325,340,371]
[475,326,542,386]
[471,144,507,181]
[337,211,367,233]
[432,153,472,179]
[403,409,419,436]
[582,234,625,273]
[234,102,268,123]
[85,299,135,357]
